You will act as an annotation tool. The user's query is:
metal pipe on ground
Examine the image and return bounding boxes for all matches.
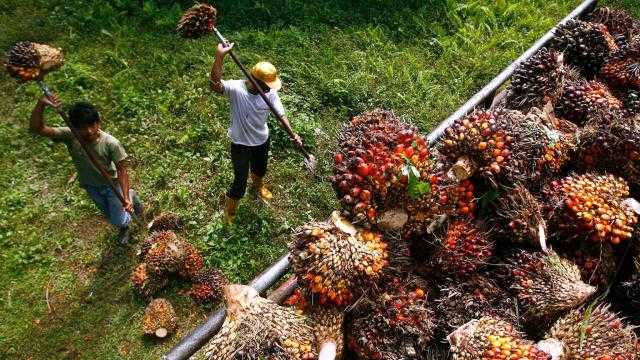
[165,0,598,358]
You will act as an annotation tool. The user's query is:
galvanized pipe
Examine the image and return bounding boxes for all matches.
[427,0,598,144]
[165,1,598,358]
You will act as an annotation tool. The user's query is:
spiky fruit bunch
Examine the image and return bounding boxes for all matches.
[429,220,494,278]
[131,263,168,298]
[505,48,565,111]
[496,184,547,249]
[142,231,187,274]
[348,278,436,359]
[137,230,175,262]
[148,212,182,233]
[436,275,519,335]
[176,3,216,38]
[189,268,229,303]
[551,19,618,76]
[309,307,344,360]
[554,78,623,125]
[447,317,551,360]
[600,47,640,89]
[587,7,636,39]
[546,304,638,359]
[290,217,388,307]
[5,42,64,81]
[502,250,596,320]
[177,242,204,279]
[330,109,432,226]
[202,285,316,360]
[560,243,616,287]
[543,174,638,245]
[142,298,177,338]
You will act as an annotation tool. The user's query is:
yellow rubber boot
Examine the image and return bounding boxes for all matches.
[223,195,239,225]
[251,173,273,202]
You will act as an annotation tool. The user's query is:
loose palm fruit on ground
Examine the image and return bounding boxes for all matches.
[551,19,618,77]
[347,278,436,359]
[131,263,168,298]
[501,250,595,321]
[546,303,638,359]
[176,3,216,38]
[447,316,551,360]
[429,220,494,278]
[554,75,623,125]
[142,298,177,338]
[505,47,565,111]
[330,108,432,228]
[543,174,638,245]
[177,241,204,279]
[5,41,63,81]
[436,275,519,336]
[290,215,388,307]
[201,285,316,360]
[147,212,182,233]
[587,7,636,40]
[189,268,229,303]
[496,184,548,250]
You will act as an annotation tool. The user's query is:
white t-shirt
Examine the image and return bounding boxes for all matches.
[222,79,286,146]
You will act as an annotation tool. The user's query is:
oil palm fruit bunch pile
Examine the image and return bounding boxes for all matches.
[290,215,389,307]
[447,316,551,360]
[505,48,565,111]
[551,19,618,77]
[330,109,432,227]
[554,75,623,125]
[587,7,637,40]
[189,268,230,303]
[500,250,596,323]
[495,184,548,249]
[435,275,519,336]
[559,243,616,288]
[142,298,178,339]
[201,285,316,360]
[347,277,436,359]
[544,304,638,359]
[428,220,494,278]
[147,212,182,233]
[5,41,63,81]
[542,174,638,245]
[176,3,216,38]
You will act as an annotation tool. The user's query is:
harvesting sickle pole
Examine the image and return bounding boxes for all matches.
[5,42,127,206]
[177,3,318,174]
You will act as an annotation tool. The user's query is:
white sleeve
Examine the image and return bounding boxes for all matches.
[271,93,286,117]
[222,80,235,98]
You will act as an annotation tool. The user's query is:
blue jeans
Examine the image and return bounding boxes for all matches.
[82,184,136,229]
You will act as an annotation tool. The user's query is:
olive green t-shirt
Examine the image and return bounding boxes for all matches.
[50,127,127,187]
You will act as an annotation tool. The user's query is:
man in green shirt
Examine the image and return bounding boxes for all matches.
[30,94,142,245]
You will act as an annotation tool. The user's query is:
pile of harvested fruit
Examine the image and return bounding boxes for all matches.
[196,6,640,360]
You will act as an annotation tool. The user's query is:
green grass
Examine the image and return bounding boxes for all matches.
[4,0,633,358]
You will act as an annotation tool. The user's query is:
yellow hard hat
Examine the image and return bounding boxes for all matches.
[250,61,282,91]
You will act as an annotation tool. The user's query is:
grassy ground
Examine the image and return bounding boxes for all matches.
[4,0,636,358]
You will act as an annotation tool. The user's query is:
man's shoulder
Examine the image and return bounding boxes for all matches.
[99,131,122,146]
[223,79,246,92]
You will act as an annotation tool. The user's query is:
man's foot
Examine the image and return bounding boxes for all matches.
[117,227,131,246]
[250,173,273,202]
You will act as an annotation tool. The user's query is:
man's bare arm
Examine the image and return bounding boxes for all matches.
[209,42,234,94]
[30,95,62,139]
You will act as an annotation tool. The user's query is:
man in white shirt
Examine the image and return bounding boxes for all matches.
[210,42,302,225]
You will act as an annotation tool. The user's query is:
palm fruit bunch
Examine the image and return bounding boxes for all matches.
[429,220,494,278]
[501,250,596,321]
[330,108,432,227]
[495,184,548,250]
[543,174,638,245]
[176,3,216,39]
[546,304,638,359]
[201,285,316,360]
[290,216,389,307]
[505,48,565,111]
[587,7,637,40]
[621,255,640,311]
[625,89,640,115]
[554,76,624,125]
[551,19,618,77]
[147,212,182,233]
[189,268,229,303]
[559,243,616,287]
[447,316,551,360]
[525,108,578,178]
[435,275,519,336]
[347,277,436,359]
[131,263,169,298]
[177,241,204,279]
[142,298,178,339]
[600,46,640,90]
[142,231,187,274]
[308,307,345,359]
[5,41,64,81]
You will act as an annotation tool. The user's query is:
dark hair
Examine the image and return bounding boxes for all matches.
[68,102,100,128]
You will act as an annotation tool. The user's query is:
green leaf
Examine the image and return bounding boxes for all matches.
[405,163,431,200]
